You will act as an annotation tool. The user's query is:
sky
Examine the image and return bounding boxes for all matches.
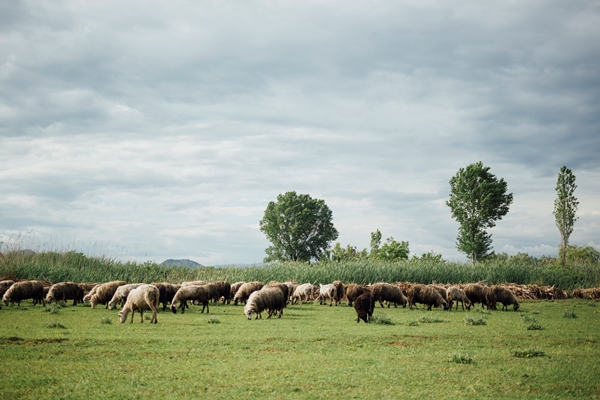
[1,1,599,265]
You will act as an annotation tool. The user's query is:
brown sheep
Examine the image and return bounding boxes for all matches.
[171,285,211,314]
[46,282,84,306]
[2,280,46,306]
[228,281,245,304]
[266,281,291,306]
[151,282,181,311]
[345,283,366,306]
[464,283,489,309]
[446,286,471,311]
[408,284,449,311]
[354,289,374,323]
[83,284,100,303]
[233,281,264,305]
[213,281,231,303]
[89,281,127,309]
[118,284,160,324]
[370,282,408,308]
[487,286,519,311]
[244,287,287,320]
[0,280,15,300]
[332,280,345,306]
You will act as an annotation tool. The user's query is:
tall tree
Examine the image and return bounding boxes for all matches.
[369,229,382,259]
[446,161,513,263]
[553,166,578,266]
[259,191,339,262]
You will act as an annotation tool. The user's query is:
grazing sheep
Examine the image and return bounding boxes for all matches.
[244,287,287,320]
[318,284,338,306]
[90,281,127,309]
[233,281,264,305]
[332,280,345,306]
[486,286,519,311]
[228,281,245,304]
[151,282,181,311]
[266,281,291,306]
[83,284,100,304]
[181,280,206,287]
[118,284,160,324]
[408,284,449,311]
[354,289,374,323]
[46,282,85,306]
[292,283,314,304]
[464,283,489,309]
[0,280,15,300]
[344,283,366,306]
[370,282,407,308]
[446,286,471,311]
[213,281,231,303]
[170,285,211,314]
[283,281,295,303]
[2,280,46,306]
[108,283,142,310]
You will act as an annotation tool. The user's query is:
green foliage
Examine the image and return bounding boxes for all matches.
[566,245,600,266]
[554,166,579,266]
[419,315,445,323]
[562,309,578,318]
[377,237,409,261]
[327,243,368,262]
[370,314,393,325]
[207,317,221,324]
[100,318,112,324]
[449,352,474,364]
[513,348,546,358]
[259,191,339,262]
[523,315,544,330]
[446,161,513,263]
[464,315,487,325]
[46,321,67,329]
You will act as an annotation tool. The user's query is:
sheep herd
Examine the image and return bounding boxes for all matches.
[0,277,534,324]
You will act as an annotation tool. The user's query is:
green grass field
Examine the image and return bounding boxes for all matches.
[1,299,598,399]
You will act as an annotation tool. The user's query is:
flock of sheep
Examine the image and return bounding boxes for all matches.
[0,278,522,323]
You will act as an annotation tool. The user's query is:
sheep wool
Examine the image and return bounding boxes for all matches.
[118,284,160,324]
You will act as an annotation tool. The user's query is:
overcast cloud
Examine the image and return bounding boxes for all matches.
[1,1,599,264]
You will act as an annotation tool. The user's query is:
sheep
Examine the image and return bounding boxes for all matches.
[181,280,206,287]
[118,284,160,324]
[292,283,314,304]
[244,287,286,320]
[354,289,374,323]
[89,281,127,309]
[151,282,181,311]
[233,281,264,305]
[318,284,338,306]
[283,281,295,303]
[464,283,489,309]
[2,280,46,307]
[408,284,449,311]
[486,286,519,311]
[213,281,231,303]
[170,285,211,314]
[83,284,100,304]
[332,280,345,306]
[370,282,407,308]
[266,281,291,306]
[0,280,15,300]
[446,286,471,311]
[344,283,366,306]
[228,281,245,304]
[46,282,85,306]
[108,283,142,310]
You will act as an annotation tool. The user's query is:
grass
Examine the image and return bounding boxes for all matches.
[2,299,597,398]
[464,315,487,325]
[514,348,546,358]
[449,351,474,364]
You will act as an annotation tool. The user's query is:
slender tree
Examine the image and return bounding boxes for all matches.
[553,166,578,266]
[446,162,513,263]
[259,191,338,262]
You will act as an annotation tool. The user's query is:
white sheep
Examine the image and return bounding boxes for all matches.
[446,286,472,311]
[108,283,142,310]
[292,283,314,304]
[118,284,160,324]
[318,284,337,306]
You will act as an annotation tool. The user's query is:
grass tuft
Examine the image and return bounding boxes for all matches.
[514,348,546,358]
[522,314,544,330]
[449,352,473,364]
[562,309,578,318]
[207,317,221,324]
[464,315,487,326]
[47,321,67,329]
[100,318,112,325]
[370,315,393,325]
[419,315,445,323]
[407,320,420,326]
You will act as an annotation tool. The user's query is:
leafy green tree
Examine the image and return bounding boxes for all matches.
[259,191,339,262]
[328,243,367,262]
[369,229,382,259]
[553,166,579,266]
[378,237,410,261]
[446,161,513,263]
[566,245,599,266]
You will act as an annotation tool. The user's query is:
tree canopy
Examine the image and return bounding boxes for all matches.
[553,166,579,266]
[259,191,339,262]
[446,161,513,263]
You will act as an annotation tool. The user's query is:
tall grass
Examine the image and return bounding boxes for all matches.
[1,249,599,289]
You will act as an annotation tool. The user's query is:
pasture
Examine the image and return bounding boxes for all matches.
[1,299,598,399]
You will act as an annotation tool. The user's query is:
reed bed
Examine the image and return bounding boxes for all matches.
[1,250,599,290]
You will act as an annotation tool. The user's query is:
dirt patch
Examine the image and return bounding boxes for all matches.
[0,336,68,346]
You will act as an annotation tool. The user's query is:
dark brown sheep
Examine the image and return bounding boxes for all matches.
[370,282,408,308]
[408,284,449,311]
[151,282,181,311]
[0,280,15,300]
[2,280,46,306]
[228,281,245,304]
[266,281,291,307]
[446,286,471,311]
[332,280,345,306]
[233,281,264,305]
[90,281,127,309]
[171,285,211,314]
[344,283,366,306]
[354,289,374,323]
[464,283,489,309]
[486,286,519,311]
[46,282,84,306]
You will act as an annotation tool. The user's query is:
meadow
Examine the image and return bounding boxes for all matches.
[1,298,598,399]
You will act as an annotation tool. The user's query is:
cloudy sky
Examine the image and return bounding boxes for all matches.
[1,1,599,265]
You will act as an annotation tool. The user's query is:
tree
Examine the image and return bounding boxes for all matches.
[553,166,579,266]
[369,229,382,259]
[446,161,513,263]
[378,237,410,261]
[259,191,339,262]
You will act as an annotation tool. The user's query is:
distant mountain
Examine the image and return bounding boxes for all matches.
[160,259,204,268]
